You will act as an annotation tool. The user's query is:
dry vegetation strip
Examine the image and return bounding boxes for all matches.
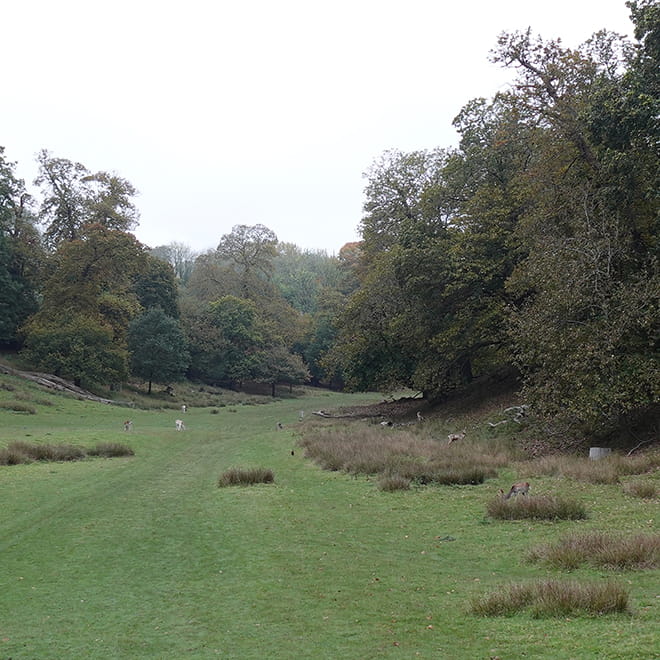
[299,425,518,486]
[519,451,660,484]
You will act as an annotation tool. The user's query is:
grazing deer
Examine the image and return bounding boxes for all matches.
[123,420,133,432]
[447,430,466,444]
[499,482,530,499]
[175,419,185,431]
[276,422,283,430]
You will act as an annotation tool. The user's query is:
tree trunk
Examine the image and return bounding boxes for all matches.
[148,380,152,394]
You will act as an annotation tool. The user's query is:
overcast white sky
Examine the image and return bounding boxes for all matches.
[2,0,634,255]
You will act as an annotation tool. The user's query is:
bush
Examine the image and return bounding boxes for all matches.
[470,579,630,617]
[218,467,275,487]
[2,441,85,464]
[87,443,135,458]
[486,494,587,520]
[528,532,659,570]
[623,481,657,499]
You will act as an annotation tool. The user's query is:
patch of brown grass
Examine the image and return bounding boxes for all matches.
[528,532,659,570]
[486,494,587,520]
[299,425,516,486]
[470,579,630,617]
[520,450,660,485]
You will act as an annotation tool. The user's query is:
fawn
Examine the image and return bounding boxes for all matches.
[499,482,530,499]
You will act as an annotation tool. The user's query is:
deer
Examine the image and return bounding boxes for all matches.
[447,430,466,444]
[499,482,530,499]
[123,420,133,432]
[181,404,187,413]
[175,419,186,431]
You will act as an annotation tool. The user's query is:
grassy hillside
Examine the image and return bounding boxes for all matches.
[0,372,657,659]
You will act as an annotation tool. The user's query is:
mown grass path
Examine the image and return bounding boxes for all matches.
[1,388,658,659]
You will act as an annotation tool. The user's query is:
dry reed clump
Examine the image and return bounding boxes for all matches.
[87,443,135,458]
[218,467,275,487]
[0,441,134,465]
[3,441,85,462]
[520,450,660,485]
[378,474,412,491]
[470,579,630,617]
[622,480,658,499]
[527,532,660,570]
[299,426,515,486]
[486,494,587,520]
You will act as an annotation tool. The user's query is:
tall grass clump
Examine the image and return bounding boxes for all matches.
[0,400,37,414]
[0,446,33,465]
[486,494,587,520]
[87,443,135,458]
[4,441,86,462]
[528,532,660,570]
[521,450,660,485]
[623,480,658,499]
[377,474,411,492]
[299,426,514,486]
[470,580,630,617]
[218,467,275,487]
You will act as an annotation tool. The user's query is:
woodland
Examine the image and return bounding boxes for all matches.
[0,0,657,448]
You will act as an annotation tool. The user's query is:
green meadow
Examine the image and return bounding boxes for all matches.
[0,375,658,659]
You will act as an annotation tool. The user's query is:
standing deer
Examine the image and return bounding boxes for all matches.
[499,482,530,499]
[175,419,186,431]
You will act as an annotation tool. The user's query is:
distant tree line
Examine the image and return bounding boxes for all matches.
[0,0,657,438]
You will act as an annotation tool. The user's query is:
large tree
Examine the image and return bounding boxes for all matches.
[35,150,139,249]
[128,308,189,393]
[0,147,42,347]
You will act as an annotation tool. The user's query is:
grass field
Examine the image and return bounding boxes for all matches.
[0,374,658,659]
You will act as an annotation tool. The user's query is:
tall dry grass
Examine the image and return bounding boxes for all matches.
[470,579,630,617]
[519,450,660,485]
[527,532,659,570]
[299,425,517,486]
[486,494,587,520]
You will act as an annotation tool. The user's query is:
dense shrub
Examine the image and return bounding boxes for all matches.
[527,532,659,570]
[87,443,135,458]
[471,580,630,617]
[486,494,587,520]
[218,467,275,487]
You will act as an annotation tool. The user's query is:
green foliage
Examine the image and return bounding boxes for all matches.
[128,307,189,393]
[21,226,149,386]
[35,150,139,249]
[22,315,128,386]
[134,254,179,317]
